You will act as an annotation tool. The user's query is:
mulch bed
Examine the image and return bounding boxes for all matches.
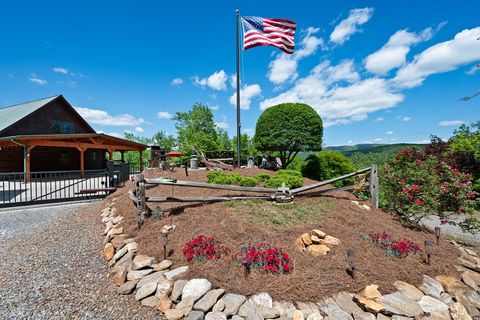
[101,167,461,302]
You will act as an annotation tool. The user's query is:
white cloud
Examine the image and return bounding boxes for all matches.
[365,28,433,75]
[215,116,229,129]
[210,105,220,111]
[230,84,262,110]
[192,70,228,90]
[157,111,173,119]
[438,120,464,126]
[170,78,183,86]
[402,116,412,122]
[330,7,374,45]
[229,74,237,89]
[466,64,480,75]
[386,130,394,135]
[261,60,402,126]
[243,128,255,137]
[108,132,122,138]
[267,27,324,84]
[374,117,384,122]
[29,73,47,85]
[75,107,144,126]
[135,126,144,133]
[393,27,480,88]
[53,67,69,74]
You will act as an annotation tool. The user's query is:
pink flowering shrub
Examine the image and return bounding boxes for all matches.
[363,230,422,258]
[382,147,478,223]
[232,242,293,274]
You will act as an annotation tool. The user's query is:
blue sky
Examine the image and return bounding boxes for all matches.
[1,0,479,146]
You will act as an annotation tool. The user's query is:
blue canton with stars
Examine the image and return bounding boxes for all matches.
[242,16,264,33]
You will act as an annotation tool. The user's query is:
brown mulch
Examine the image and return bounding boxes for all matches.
[99,168,461,302]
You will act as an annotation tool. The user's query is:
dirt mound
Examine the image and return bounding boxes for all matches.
[104,167,460,302]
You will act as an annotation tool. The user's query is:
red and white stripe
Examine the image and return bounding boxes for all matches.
[244,18,296,54]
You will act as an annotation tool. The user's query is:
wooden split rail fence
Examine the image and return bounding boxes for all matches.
[129,164,378,228]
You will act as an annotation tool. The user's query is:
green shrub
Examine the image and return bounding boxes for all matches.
[239,177,259,187]
[228,173,242,185]
[265,174,303,189]
[276,169,302,178]
[207,171,227,183]
[302,151,354,187]
[254,173,272,182]
[264,178,286,189]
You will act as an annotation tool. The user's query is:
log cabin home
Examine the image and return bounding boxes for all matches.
[0,95,147,180]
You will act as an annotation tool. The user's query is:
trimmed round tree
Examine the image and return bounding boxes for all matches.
[254,103,323,169]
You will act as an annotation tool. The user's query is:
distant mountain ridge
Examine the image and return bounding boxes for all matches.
[325,143,425,155]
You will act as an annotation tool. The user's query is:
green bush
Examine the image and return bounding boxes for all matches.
[264,178,286,189]
[239,177,259,187]
[207,171,227,183]
[254,173,272,182]
[302,151,354,187]
[276,169,302,178]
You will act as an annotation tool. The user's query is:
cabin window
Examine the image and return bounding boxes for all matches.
[60,150,70,163]
[91,151,98,161]
[51,120,75,134]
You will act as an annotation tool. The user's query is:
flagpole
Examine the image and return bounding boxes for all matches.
[235,9,241,168]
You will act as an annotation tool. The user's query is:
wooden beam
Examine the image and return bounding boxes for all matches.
[79,148,85,178]
[144,178,279,193]
[290,167,371,195]
[18,139,144,151]
[369,164,379,209]
[146,195,272,203]
[25,146,32,183]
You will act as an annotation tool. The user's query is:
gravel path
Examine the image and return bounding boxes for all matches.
[0,202,162,319]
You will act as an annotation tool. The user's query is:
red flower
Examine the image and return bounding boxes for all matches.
[410,185,420,191]
[407,194,414,200]
[403,188,410,193]
[415,199,425,205]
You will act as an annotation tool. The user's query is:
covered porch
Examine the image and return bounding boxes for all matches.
[0,133,147,181]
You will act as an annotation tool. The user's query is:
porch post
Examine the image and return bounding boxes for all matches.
[25,146,32,183]
[79,147,85,178]
[139,150,144,172]
[120,151,125,163]
[108,149,113,160]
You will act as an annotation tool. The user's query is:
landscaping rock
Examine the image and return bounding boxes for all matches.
[238,300,263,320]
[318,298,353,320]
[165,266,189,280]
[112,245,128,263]
[213,299,226,312]
[332,292,375,320]
[417,295,450,319]
[176,297,195,316]
[419,275,444,300]
[103,243,114,261]
[360,285,382,300]
[258,306,280,319]
[188,310,206,320]
[157,296,173,313]
[111,235,127,249]
[165,309,185,320]
[250,292,273,308]
[295,302,319,318]
[142,296,159,307]
[107,226,123,238]
[307,244,330,256]
[377,292,422,317]
[194,289,225,312]
[155,276,173,298]
[353,295,384,314]
[117,279,139,295]
[135,281,157,301]
[310,235,321,244]
[112,265,128,286]
[376,315,389,320]
[154,259,173,271]
[450,302,472,320]
[435,275,469,295]
[232,316,244,320]
[302,233,313,246]
[127,269,153,281]
[292,310,304,320]
[312,229,326,238]
[125,241,138,253]
[137,271,165,288]
[319,235,341,246]
[458,253,480,272]
[464,290,480,308]
[273,301,296,317]
[440,292,454,306]
[223,293,247,316]
[294,237,305,251]
[393,281,424,301]
[182,279,212,302]
[453,291,480,318]
[205,311,227,320]
[132,254,155,270]
[171,279,188,302]
[462,270,480,291]
[305,312,322,320]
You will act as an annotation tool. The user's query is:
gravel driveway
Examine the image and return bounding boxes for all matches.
[0,202,162,319]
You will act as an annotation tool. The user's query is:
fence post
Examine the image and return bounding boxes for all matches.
[134,173,146,229]
[369,164,379,209]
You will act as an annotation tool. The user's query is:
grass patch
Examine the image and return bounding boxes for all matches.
[223,199,335,226]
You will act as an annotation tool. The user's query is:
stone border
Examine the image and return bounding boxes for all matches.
[101,199,480,320]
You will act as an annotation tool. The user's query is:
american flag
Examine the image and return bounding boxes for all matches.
[241,16,296,54]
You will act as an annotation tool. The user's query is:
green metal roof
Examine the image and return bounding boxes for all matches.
[0,95,60,133]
